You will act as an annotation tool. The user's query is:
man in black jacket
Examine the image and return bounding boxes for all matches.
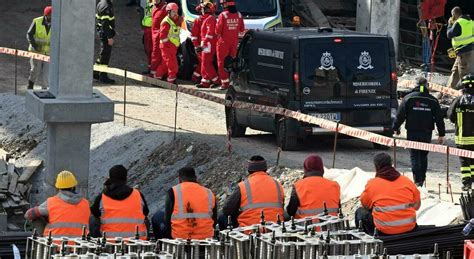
[446,7,474,89]
[90,165,150,238]
[393,77,445,187]
[448,74,474,191]
[94,0,116,84]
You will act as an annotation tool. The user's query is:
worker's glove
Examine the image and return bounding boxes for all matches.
[195,46,203,53]
[448,17,454,25]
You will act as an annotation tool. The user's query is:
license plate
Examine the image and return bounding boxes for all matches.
[309,112,341,121]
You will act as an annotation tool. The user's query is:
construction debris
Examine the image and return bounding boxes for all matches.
[0,151,42,232]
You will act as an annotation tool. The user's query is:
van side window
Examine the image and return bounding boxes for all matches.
[249,39,291,85]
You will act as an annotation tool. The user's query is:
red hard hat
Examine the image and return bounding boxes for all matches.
[166,2,179,12]
[44,6,52,16]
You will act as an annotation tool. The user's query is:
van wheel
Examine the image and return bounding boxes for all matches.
[276,118,298,151]
[225,94,246,137]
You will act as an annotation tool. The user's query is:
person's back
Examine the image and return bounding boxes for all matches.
[171,181,215,239]
[216,9,244,43]
[91,165,148,239]
[293,176,340,218]
[238,171,284,226]
[25,171,90,238]
[361,174,420,234]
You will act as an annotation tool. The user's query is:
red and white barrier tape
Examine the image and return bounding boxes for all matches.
[3,48,474,159]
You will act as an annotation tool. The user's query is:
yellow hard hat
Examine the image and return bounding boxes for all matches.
[55,170,78,189]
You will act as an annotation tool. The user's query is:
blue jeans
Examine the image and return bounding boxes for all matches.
[355,207,375,235]
[407,130,432,186]
[151,211,170,239]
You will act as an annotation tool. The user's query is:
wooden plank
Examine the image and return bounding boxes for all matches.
[18,160,43,183]
[8,173,18,194]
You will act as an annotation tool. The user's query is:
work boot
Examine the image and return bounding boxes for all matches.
[218,85,229,91]
[195,83,210,88]
[27,80,34,90]
[99,73,115,84]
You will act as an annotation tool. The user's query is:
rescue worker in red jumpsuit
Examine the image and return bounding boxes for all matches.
[190,2,205,84]
[155,3,183,83]
[216,0,245,90]
[196,1,220,88]
[150,0,167,77]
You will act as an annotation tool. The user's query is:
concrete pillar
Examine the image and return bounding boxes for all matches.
[356,0,401,58]
[26,0,114,198]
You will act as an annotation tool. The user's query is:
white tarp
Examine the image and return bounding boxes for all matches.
[323,167,462,226]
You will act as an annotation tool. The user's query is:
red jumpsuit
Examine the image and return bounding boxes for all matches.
[190,15,204,83]
[156,15,182,83]
[142,1,154,70]
[216,10,244,88]
[150,2,167,75]
[199,14,219,88]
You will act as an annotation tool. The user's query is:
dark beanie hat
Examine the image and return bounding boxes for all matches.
[247,155,267,173]
[108,165,128,183]
[303,155,324,175]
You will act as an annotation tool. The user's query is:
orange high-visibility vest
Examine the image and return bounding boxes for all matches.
[100,189,147,239]
[360,175,420,235]
[44,195,90,238]
[237,172,284,227]
[171,182,215,239]
[294,176,341,219]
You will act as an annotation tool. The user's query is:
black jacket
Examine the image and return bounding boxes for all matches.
[447,15,473,54]
[448,91,474,142]
[96,0,116,39]
[26,16,51,51]
[393,88,445,136]
[91,183,149,218]
[162,183,218,239]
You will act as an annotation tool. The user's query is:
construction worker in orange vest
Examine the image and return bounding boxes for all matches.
[356,153,421,235]
[25,171,90,238]
[151,167,217,239]
[90,165,149,239]
[221,156,284,228]
[286,154,341,219]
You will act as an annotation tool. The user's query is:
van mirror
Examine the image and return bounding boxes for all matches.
[224,56,239,73]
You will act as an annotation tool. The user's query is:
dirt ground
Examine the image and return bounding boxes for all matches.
[0,0,465,199]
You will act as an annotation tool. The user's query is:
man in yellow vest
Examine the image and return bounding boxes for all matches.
[25,171,90,237]
[141,0,154,74]
[26,6,52,90]
[155,3,183,84]
[447,6,474,89]
[90,165,149,239]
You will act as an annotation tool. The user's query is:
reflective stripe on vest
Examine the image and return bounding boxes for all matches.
[29,16,51,55]
[373,202,420,213]
[171,184,213,220]
[455,111,474,145]
[374,217,417,227]
[452,18,474,51]
[161,16,180,47]
[43,195,90,238]
[142,2,153,27]
[241,177,283,211]
[296,207,339,216]
[100,189,147,239]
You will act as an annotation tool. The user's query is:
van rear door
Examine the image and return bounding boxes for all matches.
[299,38,348,124]
[344,37,392,129]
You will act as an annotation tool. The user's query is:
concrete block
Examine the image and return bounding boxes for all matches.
[8,173,18,194]
[18,160,43,183]
[25,91,115,123]
[0,207,6,232]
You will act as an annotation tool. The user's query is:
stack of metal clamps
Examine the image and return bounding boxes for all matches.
[158,237,231,259]
[25,228,173,259]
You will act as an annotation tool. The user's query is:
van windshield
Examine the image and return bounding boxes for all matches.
[186,0,277,17]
